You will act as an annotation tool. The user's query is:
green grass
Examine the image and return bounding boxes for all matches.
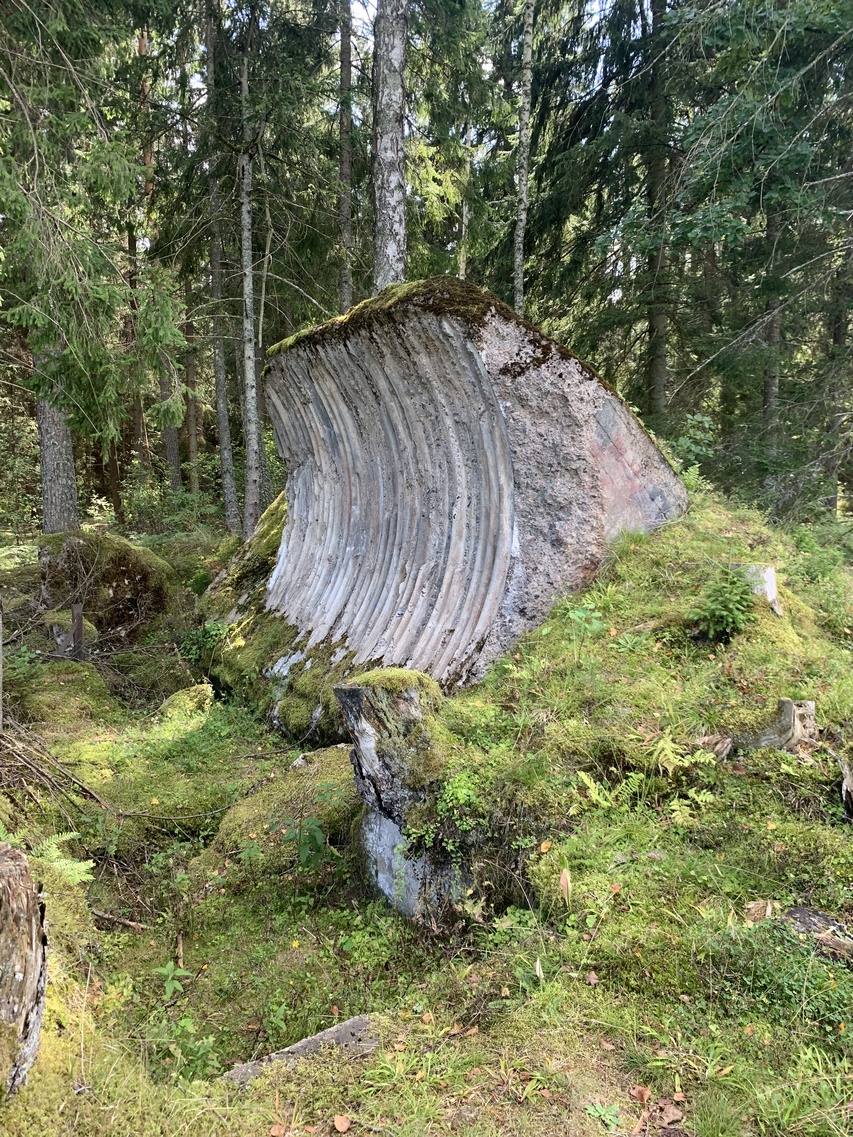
[4,483,853,1134]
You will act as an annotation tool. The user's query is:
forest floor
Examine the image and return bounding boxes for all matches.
[2,472,853,1136]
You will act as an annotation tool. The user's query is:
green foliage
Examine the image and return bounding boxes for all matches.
[690,567,756,641]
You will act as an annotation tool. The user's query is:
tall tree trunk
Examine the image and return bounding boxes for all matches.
[210,218,241,534]
[372,0,408,292]
[183,284,200,497]
[36,387,79,534]
[339,0,354,312]
[158,369,183,492]
[645,0,668,419]
[126,224,152,478]
[239,13,263,538]
[513,0,534,316]
[107,443,125,523]
[762,210,781,447]
[823,249,850,511]
[206,1,241,535]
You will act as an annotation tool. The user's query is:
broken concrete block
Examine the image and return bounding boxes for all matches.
[263,277,687,689]
[736,563,783,616]
[334,669,461,917]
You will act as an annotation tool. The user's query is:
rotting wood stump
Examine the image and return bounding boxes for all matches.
[0,842,47,1095]
[262,277,687,691]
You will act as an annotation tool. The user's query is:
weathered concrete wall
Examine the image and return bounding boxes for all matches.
[264,278,686,688]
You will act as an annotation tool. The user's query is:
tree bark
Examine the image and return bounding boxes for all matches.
[0,844,48,1095]
[158,369,183,492]
[206,2,241,535]
[763,210,782,445]
[645,0,668,419]
[372,0,408,292]
[339,0,354,312]
[239,11,263,538]
[107,443,125,524]
[36,385,79,534]
[183,286,200,497]
[513,0,534,316]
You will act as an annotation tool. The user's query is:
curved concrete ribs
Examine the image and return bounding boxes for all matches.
[264,279,687,687]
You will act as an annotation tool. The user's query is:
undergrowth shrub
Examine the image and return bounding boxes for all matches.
[691,567,755,641]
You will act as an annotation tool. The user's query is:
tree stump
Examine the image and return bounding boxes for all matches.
[0,843,47,1095]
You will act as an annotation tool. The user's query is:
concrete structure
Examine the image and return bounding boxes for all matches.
[263,277,686,689]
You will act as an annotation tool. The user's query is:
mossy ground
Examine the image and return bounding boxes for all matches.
[4,480,853,1135]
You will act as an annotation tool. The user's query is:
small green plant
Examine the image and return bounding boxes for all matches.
[270,814,327,868]
[690,566,755,641]
[180,620,229,667]
[671,412,716,467]
[0,826,94,885]
[153,960,193,1000]
[584,1101,621,1132]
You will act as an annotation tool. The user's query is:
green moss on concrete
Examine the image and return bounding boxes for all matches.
[266,277,579,370]
[204,493,288,620]
[356,667,443,709]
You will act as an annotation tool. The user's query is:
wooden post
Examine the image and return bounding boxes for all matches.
[0,844,48,1093]
[70,603,85,661]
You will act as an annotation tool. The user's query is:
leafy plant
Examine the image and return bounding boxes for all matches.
[153,960,193,1000]
[180,620,229,668]
[584,1101,621,1132]
[690,567,755,641]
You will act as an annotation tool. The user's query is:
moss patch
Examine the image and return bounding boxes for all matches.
[38,530,179,641]
[209,744,361,872]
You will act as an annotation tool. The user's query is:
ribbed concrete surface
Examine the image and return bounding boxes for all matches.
[264,279,686,687]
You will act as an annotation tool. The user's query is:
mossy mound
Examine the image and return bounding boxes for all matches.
[8,660,120,728]
[158,684,214,720]
[210,744,361,872]
[40,608,99,648]
[38,530,179,642]
[101,648,195,707]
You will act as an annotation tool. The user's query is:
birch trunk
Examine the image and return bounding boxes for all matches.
[239,23,263,539]
[36,389,79,533]
[339,0,354,312]
[513,0,534,316]
[210,216,241,534]
[372,0,408,292]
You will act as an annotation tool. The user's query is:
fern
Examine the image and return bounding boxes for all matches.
[0,821,25,848]
[30,832,94,885]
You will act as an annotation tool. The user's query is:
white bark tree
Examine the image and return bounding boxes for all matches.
[372,0,408,292]
[513,0,534,316]
[239,5,263,538]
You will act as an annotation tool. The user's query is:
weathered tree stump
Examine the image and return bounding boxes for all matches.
[732,698,816,753]
[0,843,47,1095]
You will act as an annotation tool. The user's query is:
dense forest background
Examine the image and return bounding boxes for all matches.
[2,0,852,538]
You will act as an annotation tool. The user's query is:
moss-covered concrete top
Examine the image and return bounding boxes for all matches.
[267,276,581,367]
